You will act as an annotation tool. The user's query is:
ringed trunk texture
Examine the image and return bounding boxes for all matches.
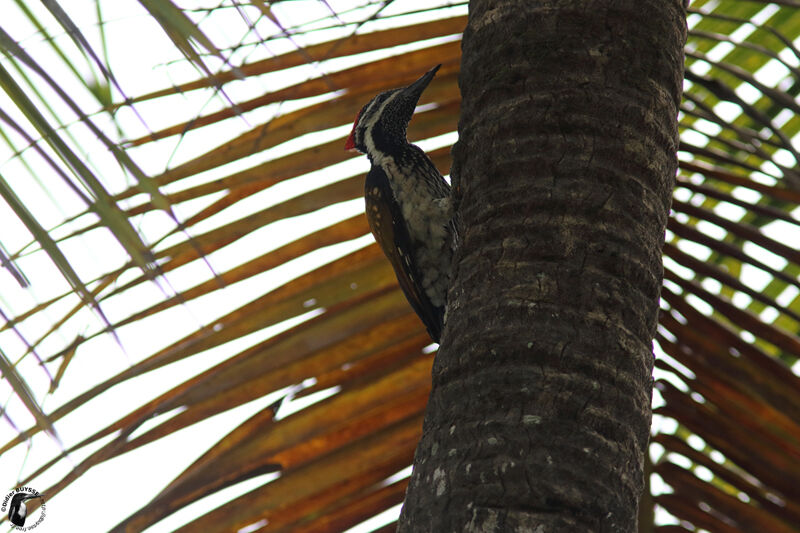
[399,1,686,532]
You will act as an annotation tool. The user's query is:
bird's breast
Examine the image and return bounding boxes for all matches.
[378,157,452,307]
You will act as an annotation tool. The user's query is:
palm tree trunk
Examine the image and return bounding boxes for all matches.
[398,1,686,531]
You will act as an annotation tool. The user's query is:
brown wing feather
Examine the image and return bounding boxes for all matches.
[364,166,443,342]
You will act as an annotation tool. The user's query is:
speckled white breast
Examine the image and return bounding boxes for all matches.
[379,153,453,307]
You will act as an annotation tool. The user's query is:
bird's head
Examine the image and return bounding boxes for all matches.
[10,493,41,506]
[345,64,440,156]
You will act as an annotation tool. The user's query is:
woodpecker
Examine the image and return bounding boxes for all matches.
[345,65,453,343]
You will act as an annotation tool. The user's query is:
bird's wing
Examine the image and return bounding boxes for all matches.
[365,165,443,342]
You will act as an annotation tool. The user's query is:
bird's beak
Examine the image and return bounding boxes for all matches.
[403,64,441,103]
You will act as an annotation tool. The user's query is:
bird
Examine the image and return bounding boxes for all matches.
[345,64,454,343]
[8,492,42,527]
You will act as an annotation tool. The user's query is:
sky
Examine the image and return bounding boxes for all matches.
[0,1,798,532]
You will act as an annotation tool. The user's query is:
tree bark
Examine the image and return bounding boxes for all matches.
[399,1,686,531]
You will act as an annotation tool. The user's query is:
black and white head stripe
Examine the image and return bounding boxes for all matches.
[348,65,441,157]
[351,88,403,153]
